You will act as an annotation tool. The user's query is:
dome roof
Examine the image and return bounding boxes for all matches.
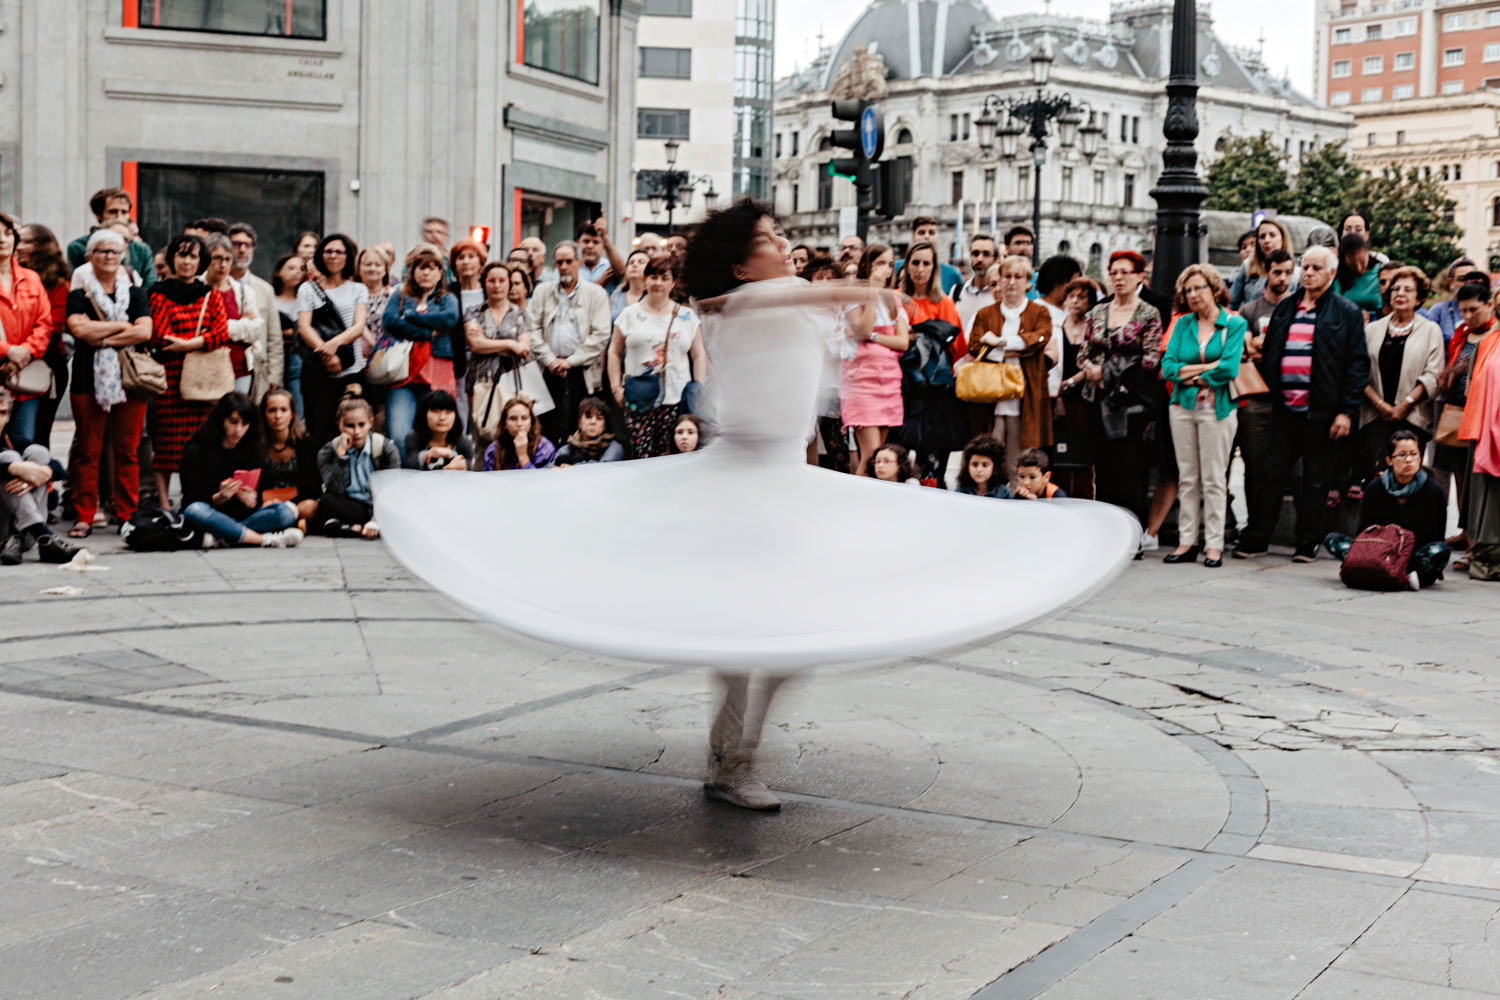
[821,0,992,89]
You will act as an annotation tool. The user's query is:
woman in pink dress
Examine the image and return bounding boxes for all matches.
[841,243,910,476]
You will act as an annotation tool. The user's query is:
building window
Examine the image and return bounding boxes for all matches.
[951,170,964,204]
[1097,112,1109,137]
[1393,84,1414,99]
[1445,48,1466,67]
[733,104,769,160]
[950,114,959,142]
[1396,17,1416,36]
[735,0,773,41]
[639,46,691,78]
[1123,173,1136,206]
[1442,164,1451,181]
[524,0,602,83]
[1018,165,1031,199]
[1332,60,1352,78]
[1092,169,1105,203]
[1444,12,1466,31]
[1493,198,1500,227]
[1333,27,1351,44]
[1490,10,1500,27]
[1443,80,1464,94]
[1397,130,1407,144]
[1366,23,1382,40]
[128,0,327,39]
[817,164,832,211]
[982,167,996,202]
[1486,43,1500,62]
[644,0,692,14]
[775,133,782,158]
[1119,115,1129,141]
[1363,55,1384,74]
[1132,117,1140,144]
[637,107,690,140]
[1394,51,1415,70]
[792,132,800,155]
[733,42,772,100]
[1061,166,1074,202]
[1330,91,1352,106]
[962,113,971,141]
[791,183,799,212]
[136,164,324,277]
[895,127,913,145]
[1455,164,1463,180]
[1367,132,1378,147]
[1362,87,1383,102]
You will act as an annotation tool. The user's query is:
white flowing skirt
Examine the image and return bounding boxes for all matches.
[374,445,1139,674]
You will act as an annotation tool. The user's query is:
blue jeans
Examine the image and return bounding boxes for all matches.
[183,500,297,544]
[10,397,39,443]
[384,383,430,462]
[286,350,304,418]
[1324,532,1451,587]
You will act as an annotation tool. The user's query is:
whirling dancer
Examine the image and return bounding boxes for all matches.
[376,201,1139,811]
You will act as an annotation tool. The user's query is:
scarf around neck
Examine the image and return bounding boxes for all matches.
[151,277,210,306]
[1380,467,1427,499]
[84,270,133,412]
[565,428,615,462]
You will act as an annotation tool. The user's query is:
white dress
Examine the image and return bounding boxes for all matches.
[375,277,1139,673]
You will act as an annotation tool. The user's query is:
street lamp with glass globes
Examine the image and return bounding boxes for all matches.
[975,46,1102,258]
[644,138,720,235]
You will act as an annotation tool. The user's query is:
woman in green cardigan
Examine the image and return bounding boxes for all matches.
[1160,265,1246,568]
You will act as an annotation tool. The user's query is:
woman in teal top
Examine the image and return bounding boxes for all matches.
[1159,265,1245,568]
[1334,232,1382,318]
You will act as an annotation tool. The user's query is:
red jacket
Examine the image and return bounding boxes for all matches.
[0,265,55,400]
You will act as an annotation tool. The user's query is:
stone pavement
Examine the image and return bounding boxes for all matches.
[2,530,1499,1000]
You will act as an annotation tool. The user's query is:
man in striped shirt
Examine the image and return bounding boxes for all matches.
[1234,246,1370,562]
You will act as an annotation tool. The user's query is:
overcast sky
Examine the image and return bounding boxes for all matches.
[776,0,1316,96]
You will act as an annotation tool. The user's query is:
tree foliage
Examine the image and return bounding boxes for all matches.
[1288,141,1366,224]
[1202,132,1291,213]
[1202,136,1465,277]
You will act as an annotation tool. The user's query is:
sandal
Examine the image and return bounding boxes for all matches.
[68,521,93,539]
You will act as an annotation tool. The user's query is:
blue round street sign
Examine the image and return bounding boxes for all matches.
[859,105,884,160]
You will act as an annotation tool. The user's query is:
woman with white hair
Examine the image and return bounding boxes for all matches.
[63,227,153,536]
[202,232,263,395]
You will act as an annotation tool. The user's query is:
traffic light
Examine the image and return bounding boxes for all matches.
[871,161,906,220]
[828,100,886,236]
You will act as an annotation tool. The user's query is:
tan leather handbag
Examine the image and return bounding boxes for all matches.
[178,296,235,402]
[955,345,1025,403]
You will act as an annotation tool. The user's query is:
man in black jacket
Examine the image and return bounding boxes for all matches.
[1234,246,1370,561]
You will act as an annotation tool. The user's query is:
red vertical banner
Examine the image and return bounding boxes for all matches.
[512,188,523,248]
[516,0,525,65]
[121,162,139,221]
[122,0,139,27]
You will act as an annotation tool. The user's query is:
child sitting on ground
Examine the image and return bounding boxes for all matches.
[317,388,400,538]
[865,442,921,485]
[669,413,706,454]
[402,390,474,471]
[954,435,1010,498]
[1013,448,1069,500]
[554,397,624,466]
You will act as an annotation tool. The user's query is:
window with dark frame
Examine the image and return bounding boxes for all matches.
[640,46,692,79]
[524,0,602,83]
[951,170,964,204]
[130,0,327,39]
[643,0,692,15]
[637,107,691,140]
[135,164,324,280]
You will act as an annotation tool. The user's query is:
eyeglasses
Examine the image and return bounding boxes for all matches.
[90,249,123,257]
[230,239,254,249]
[1183,284,1211,295]
[324,248,347,256]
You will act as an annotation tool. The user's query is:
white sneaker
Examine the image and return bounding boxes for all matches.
[200,533,223,550]
[261,527,304,549]
[1408,570,1421,591]
[1138,532,1160,553]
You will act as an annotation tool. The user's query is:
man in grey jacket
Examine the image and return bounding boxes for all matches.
[228,223,284,400]
[527,241,612,440]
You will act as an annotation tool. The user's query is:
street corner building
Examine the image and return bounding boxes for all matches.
[0,0,643,272]
[772,0,1352,269]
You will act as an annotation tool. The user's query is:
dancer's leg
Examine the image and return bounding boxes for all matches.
[704,671,781,811]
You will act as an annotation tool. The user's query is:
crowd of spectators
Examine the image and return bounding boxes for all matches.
[2,191,1498,587]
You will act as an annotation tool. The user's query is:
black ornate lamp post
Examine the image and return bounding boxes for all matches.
[1148,0,1209,301]
[976,47,1102,258]
[645,139,719,236]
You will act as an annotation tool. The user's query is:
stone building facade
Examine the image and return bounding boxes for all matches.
[773,0,1351,272]
[0,0,641,275]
